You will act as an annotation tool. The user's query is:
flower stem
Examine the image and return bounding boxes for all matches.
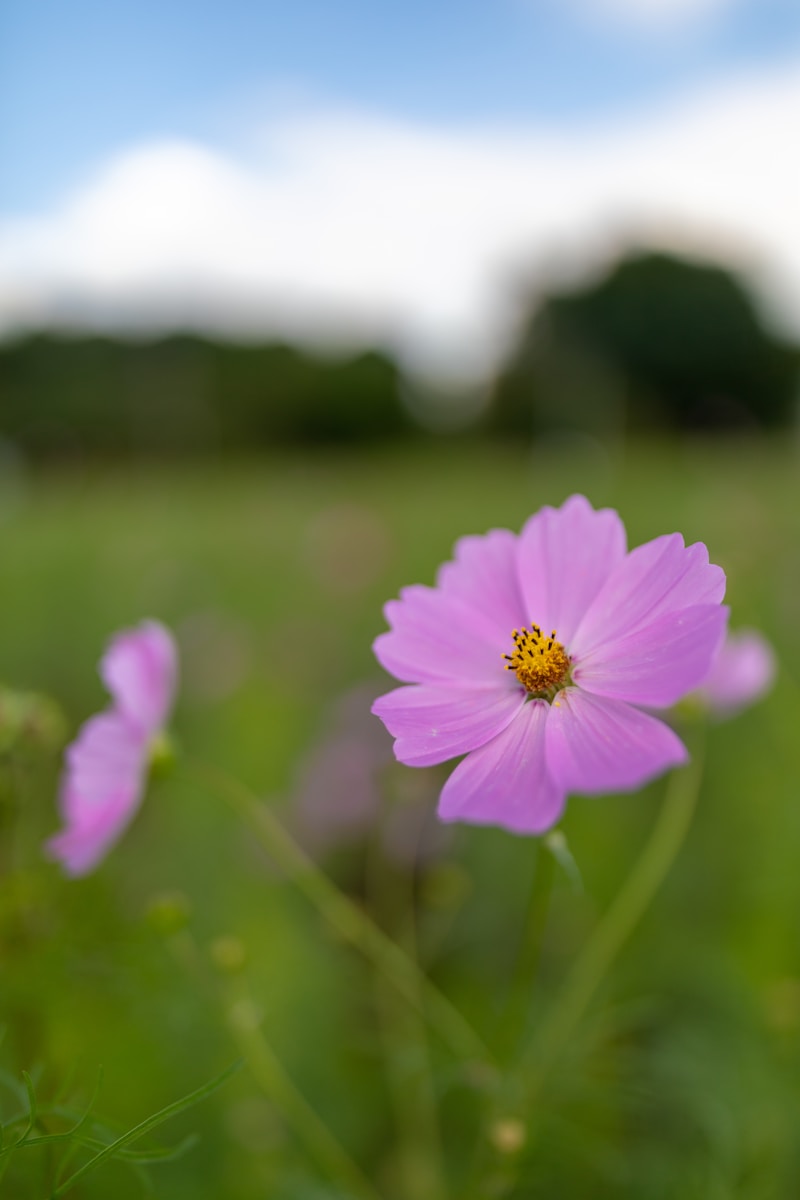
[497,840,556,1062]
[469,740,705,1197]
[225,980,382,1200]
[521,740,704,1097]
[186,761,495,1072]
[364,828,448,1200]
[161,923,377,1199]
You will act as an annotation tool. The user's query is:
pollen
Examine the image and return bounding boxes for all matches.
[503,624,571,697]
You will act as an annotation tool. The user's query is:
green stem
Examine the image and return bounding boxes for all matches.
[51,1062,241,1197]
[470,741,705,1197]
[162,925,377,1199]
[522,742,704,1097]
[185,762,494,1072]
[497,842,556,1062]
[364,829,447,1200]
[225,983,382,1200]
[462,842,556,1194]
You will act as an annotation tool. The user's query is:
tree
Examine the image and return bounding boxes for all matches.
[490,251,800,436]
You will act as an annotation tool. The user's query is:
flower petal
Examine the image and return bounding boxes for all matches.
[516,495,627,645]
[545,689,688,795]
[45,712,148,876]
[373,584,508,686]
[572,534,725,658]
[436,528,526,642]
[100,620,177,734]
[373,684,526,767]
[438,700,566,834]
[575,604,729,707]
[700,628,776,716]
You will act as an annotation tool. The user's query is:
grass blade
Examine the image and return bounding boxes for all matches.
[50,1060,241,1197]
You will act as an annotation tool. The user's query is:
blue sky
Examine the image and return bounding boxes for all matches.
[4,0,800,211]
[2,1,800,376]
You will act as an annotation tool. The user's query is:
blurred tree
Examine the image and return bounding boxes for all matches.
[489,251,800,437]
[0,334,415,457]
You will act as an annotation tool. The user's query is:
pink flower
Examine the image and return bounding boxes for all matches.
[698,628,775,717]
[372,495,728,835]
[46,621,178,876]
[290,682,451,866]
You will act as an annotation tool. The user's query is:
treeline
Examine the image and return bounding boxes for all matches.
[1,252,798,457]
[490,252,799,438]
[0,336,416,456]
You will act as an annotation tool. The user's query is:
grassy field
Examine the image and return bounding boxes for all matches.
[1,436,799,1198]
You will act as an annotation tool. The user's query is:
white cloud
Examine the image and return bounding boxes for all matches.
[1,60,800,380]
[570,0,739,33]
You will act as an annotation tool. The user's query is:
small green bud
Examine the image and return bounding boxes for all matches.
[210,935,248,974]
[673,693,707,721]
[0,687,68,758]
[489,1117,527,1155]
[146,890,192,936]
[147,731,178,780]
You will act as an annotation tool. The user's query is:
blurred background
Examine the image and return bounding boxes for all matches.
[2,1,800,1196]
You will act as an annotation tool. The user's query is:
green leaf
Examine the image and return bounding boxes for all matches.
[544,829,584,893]
[116,1133,200,1164]
[50,1060,241,1197]
[19,1072,38,1143]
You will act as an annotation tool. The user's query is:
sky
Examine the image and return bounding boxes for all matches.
[2,0,800,378]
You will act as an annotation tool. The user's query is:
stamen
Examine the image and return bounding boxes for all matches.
[503,623,571,697]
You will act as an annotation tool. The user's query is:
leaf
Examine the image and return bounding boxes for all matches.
[544,829,584,893]
[50,1060,241,1197]
[19,1072,38,1144]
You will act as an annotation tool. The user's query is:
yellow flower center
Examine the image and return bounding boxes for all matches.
[503,624,571,698]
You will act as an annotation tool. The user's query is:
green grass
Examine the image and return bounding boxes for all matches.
[1,436,799,1198]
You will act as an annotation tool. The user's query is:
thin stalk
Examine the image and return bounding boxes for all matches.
[522,742,704,1097]
[162,925,377,1199]
[497,842,556,1062]
[186,761,494,1072]
[226,982,382,1200]
[468,741,705,1198]
[462,841,556,1192]
[364,826,447,1200]
[51,1062,241,1197]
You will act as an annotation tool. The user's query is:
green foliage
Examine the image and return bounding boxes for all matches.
[491,251,800,437]
[0,441,799,1196]
[0,688,67,760]
[0,334,416,457]
[0,1056,239,1197]
[5,248,797,464]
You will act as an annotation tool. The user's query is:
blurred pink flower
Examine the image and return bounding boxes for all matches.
[698,628,775,717]
[46,621,177,876]
[373,495,728,835]
[292,683,450,866]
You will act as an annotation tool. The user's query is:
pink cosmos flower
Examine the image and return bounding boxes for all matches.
[291,682,451,866]
[372,495,728,835]
[46,620,177,876]
[697,628,775,717]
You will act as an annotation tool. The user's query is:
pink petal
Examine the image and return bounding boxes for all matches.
[700,628,776,716]
[438,701,566,834]
[572,535,725,659]
[373,584,508,686]
[372,684,526,767]
[545,688,688,795]
[436,529,526,642]
[45,712,148,877]
[516,495,627,646]
[100,620,177,734]
[574,604,729,707]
